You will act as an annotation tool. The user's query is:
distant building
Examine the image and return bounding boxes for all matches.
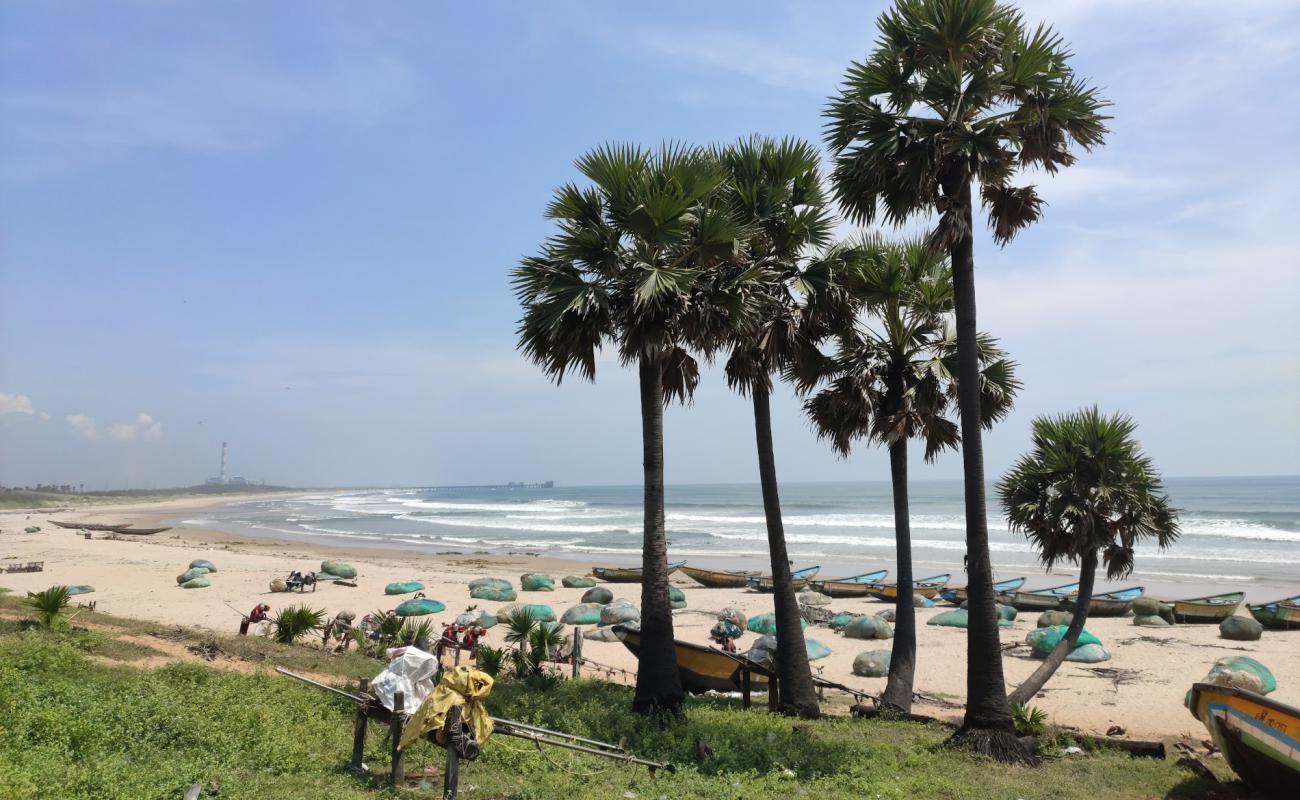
[229,476,247,486]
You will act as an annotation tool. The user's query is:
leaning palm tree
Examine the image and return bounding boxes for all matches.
[514,143,743,716]
[804,239,1018,713]
[714,136,847,719]
[824,0,1109,754]
[999,407,1178,705]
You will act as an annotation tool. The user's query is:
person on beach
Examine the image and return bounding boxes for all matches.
[248,603,270,623]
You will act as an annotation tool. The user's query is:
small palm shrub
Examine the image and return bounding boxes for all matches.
[26,586,70,629]
[475,644,505,678]
[271,604,326,645]
[399,619,435,649]
[1011,703,1048,737]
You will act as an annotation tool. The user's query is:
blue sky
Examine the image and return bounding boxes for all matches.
[1,0,1297,488]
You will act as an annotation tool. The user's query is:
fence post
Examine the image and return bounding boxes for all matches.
[238,618,250,636]
[571,627,582,678]
[741,669,752,709]
[347,678,369,774]
[389,691,405,786]
[443,704,463,800]
[767,675,780,713]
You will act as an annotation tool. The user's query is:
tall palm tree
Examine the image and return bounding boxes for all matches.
[823,0,1109,753]
[514,143,743,716]
[804,239,1018,713]
[715,136,847,719]
[999,407,1178,705]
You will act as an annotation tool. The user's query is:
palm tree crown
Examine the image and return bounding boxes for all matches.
[998,406,1180,579]
[824,0,1110,247]
[804,239,1018,457]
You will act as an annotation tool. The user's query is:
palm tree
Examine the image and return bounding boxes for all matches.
[514,143,743,716]
[999,407,1178,705]
[271,604,326,645]
[824,0,1109,753]
[804,239,1018,713]
[26,585,71,629]
[715,136,847,719]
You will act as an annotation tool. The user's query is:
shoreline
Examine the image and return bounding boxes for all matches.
[2,493,1298,740]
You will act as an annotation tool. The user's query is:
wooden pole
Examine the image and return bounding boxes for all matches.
[767,676,780,713]
[347,678,369,774]
[389,691,405,786]
[238,618,250,636]
[741,669,752,709]
[443,704,462,800]
[574,628,584,677]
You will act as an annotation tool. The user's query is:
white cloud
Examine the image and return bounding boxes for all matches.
[66,413,98,438]
[38,411,50,421]
[67,412,162,441]
[634,28,842,93]
[0,393,35,415]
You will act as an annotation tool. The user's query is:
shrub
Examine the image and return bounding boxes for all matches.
[271,605,326,645]
[25,586,70,629]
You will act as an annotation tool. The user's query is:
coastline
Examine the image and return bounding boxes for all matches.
[2,492,1298,740]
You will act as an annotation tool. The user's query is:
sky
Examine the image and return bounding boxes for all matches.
[1,0,1298,489]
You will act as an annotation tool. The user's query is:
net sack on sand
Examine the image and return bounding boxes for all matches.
[176,567,210,585]
[1027,625,1100,657]
[562,575,596,588]
[497,603,556,623]
[669,587,687,609]
[844,616,892,640]
[188,559,217,573]
[1206,656,1276,695]
[599,601,639,627]
[470,578,517,602]
[520,573,554,592]
[581,586,614,604]
[320,560,357,579]
[395,598,446,617]
[560,603,603,625]
[745,612,807,636]
[385,581,425,595]
[180,578,210,589]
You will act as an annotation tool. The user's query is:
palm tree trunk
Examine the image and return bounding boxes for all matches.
[751,385,820,718]
[1009,549,1098,706]
[632,353,683,716]
[880,437,915,712]
[947,179,1022,757]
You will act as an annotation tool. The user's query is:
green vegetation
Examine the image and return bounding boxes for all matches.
[0,483,295,509]
[0,625,1234,800]
[270,604,327,645]
[25,585,71,629]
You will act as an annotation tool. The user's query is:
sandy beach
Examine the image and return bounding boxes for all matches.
[2,492,1297,742]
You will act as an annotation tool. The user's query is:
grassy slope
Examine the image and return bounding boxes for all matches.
[0,596,1232,800]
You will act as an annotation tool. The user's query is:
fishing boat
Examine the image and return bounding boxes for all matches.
[49,520,133,531]
[1061,586,1145,617]
[1186,682,1300,796]
[938,576,1026,606]
[746,566,820,593]
[591,560,686,583]
[1173,591,1245,623]
[808,569,889,598]
[106,526,171,535]
[1000,581,1079,611]
[614,625,768,694]
[1249,595,1300,630]
[679,565,760,589]
[864,573,951,601]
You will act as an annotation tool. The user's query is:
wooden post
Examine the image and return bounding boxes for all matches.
[454,643,462,666]
[767,675,780,713]
[741,669,752,709]
[389,691,405,786]
[571,627,582,678]
[443,704,463,800]
[238,618,250,636]
[347,678,369,774]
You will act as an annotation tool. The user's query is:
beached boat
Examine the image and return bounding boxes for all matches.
[864,573,951,601]
[613,625,768,694]
[1187,681,1300,795]
[808,569,890,598]
[746,566,820,593]
[1249,595,1300,630]
[938,576,1026,606]
[105,526,171,535]
[679,565,760,589]
[1062,585,1145,617]
[1000,581,1079,611]
[49,520,133,531]
[591,560,686,583]
[1173,591,1245,623]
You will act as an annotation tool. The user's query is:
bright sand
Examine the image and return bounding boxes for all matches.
[3,494,1297,741]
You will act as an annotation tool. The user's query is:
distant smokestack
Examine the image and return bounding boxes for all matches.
[220,442,228,483]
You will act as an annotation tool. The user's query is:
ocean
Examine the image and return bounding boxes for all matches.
[179,476,1300,595]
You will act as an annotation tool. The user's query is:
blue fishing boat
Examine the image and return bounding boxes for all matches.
[808,569,889,598]
[939,576,1026,606]
[747,565,820,593]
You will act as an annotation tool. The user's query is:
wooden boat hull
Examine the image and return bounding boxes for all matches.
[106,526,171,535]
[616,626,767,694]
[1187,682,1300,796]
[864,574,951,602]
[1062,587,1145,617]
[1173,592,1245,624]
[808,569,889,598]
[748,567,820,593]
[50,521,133,531]
[679,566,758,589]
[1250,601,1300,630]
[939,576,1026,606]
[591,561,685,583]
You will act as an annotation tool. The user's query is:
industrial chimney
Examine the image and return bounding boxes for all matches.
[220,442,228,484]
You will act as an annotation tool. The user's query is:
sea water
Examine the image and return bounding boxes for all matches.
[181,476,1299,594]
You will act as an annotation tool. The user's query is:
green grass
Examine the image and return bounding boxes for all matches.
[0,624,1237,800]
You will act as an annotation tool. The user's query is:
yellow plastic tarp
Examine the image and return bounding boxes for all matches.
[398,665,495,751]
